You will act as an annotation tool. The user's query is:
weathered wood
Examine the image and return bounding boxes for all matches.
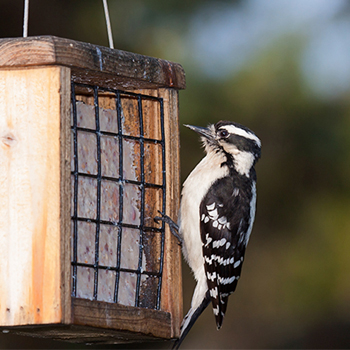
[158,88,182,338]
[1,324,168,344]
[0,66,71,325]
[0,36,186,90]
[72,298,172,339]
[0,36,184,342]
[59,67,72,324]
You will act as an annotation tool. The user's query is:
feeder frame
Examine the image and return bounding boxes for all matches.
[0,35,184,344]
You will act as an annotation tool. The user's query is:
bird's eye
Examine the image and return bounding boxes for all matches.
[218,129,229,138]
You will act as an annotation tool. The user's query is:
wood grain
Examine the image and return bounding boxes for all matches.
[0,66,69,325]
[158,88,183,338]
[0,36,186,90]
[2,324,168,344]
[59,67,72,324]
[72,298,172,339]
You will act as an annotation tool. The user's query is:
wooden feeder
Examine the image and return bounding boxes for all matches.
[0,36,184,344]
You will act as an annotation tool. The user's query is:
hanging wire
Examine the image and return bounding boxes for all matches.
[22,0,114,47]
[23,0,29,37]
[102,0,114,49]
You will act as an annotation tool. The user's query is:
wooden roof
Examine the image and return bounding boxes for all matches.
[0,36,186,90]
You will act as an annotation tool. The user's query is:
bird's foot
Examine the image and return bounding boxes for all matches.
[154,211,183,246]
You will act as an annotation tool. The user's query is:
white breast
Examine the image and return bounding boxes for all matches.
[179,151,228,282]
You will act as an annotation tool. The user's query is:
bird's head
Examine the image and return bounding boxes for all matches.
[185,120,261,176]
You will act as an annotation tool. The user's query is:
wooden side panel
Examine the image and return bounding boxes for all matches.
[0,66,71,326]
[59,67,72,324]
[158,88,182,338]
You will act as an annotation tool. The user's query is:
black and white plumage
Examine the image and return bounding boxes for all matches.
[172,120,261,348]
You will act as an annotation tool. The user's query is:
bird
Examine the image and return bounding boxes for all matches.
[156,120,261,349]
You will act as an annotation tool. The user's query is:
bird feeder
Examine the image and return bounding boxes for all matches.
[0,36,184,344]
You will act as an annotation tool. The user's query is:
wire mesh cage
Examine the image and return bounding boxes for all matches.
[71,83,166,309]
[0,36,185,344]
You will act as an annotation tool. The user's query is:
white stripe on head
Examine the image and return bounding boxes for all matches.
[219,125,261,147]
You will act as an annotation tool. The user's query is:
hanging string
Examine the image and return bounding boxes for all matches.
[23,0,29,37]
[102,0,114,49]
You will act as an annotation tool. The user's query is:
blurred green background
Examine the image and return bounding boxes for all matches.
[1,0,350,348]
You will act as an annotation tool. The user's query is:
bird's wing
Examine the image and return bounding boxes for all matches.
[200,175,252,328]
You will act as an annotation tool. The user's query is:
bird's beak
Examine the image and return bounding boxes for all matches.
[184,124,214,140]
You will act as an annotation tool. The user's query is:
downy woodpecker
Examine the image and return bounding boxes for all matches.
[157,120,261,349]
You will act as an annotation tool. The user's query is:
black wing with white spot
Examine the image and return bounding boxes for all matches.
[200,175,255,328]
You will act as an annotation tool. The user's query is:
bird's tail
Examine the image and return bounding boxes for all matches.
[172,290,210,349]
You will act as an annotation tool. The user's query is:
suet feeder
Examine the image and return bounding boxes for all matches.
[0,36,184,344]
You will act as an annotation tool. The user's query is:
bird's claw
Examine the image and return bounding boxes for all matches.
[154,211,183,246]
